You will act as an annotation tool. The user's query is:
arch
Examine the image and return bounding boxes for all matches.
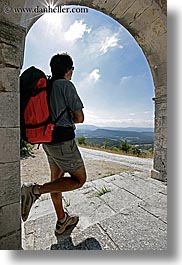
[0,0,167,249]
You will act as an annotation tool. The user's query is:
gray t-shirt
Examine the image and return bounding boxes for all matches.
[50,79,84,127]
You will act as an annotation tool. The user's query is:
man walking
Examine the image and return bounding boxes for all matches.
[21,53,87,235]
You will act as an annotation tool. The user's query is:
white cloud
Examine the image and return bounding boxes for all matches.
[64,20,91,42]
[88,69,100,83]
[82,27,124,58]
[83,113,154,127]
[121,75,132,82]
[100,33,123,55]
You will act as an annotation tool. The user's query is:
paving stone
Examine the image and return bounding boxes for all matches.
[104,173,166,200]
[52,223,118,250]
[63,193,115,231]
[138,192,167,223]
[99,205,167,250]
[91,177,142,213]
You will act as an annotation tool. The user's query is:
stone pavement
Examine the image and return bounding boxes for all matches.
[22,171,167,250]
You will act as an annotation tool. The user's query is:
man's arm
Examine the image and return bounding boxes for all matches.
[70,109,84,124]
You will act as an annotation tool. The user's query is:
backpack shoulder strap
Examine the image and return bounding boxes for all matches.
[54,107,68,124]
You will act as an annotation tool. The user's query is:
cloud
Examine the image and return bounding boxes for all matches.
[88,69,100,83]
[82,27,124,58]
[64,20,91,42]
[120,75,132,82]
[100,33,123,55]
[83,113,154,127]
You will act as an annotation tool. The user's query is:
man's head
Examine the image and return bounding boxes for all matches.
[50,53,74,80]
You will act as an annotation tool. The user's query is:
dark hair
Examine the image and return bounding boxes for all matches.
[50,53,73,80]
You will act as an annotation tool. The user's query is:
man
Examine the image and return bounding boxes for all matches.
[21,53,87,235]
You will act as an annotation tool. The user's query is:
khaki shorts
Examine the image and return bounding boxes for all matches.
[43,139,84,173]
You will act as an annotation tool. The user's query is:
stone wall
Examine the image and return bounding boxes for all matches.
[0,20,25,249]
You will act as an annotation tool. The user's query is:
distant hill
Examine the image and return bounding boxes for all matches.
[75,126,154,147]
[102,127,154,132]
[76,124,154,133]
[76,124,98,131]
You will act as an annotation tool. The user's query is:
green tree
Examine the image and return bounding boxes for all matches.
[130,146,141,156]
[149,147,154,155]
[20,139,34,157]
[103,140,109,149]
[77,136,87,145]
[120,140,130,153]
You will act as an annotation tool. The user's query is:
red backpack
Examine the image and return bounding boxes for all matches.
[20,66,66,144]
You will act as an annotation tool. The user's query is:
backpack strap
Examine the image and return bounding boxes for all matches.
[54,107,68,125]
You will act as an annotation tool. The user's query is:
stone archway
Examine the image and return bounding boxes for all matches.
[0,0,167,249]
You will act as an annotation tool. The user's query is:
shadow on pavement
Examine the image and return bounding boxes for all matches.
[50,223,102,250]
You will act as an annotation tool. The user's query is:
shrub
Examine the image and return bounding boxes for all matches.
[20,139,34,158]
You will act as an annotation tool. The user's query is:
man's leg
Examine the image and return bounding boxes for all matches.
[21,166,86,222]
[49,164,65,220]
[21,140,87,222]
[38,166,86,194]
[42,165,86,234]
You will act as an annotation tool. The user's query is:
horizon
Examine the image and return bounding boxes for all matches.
[76,124,154,130]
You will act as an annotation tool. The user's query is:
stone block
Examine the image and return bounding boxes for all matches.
[90,177,142,213]
[154,100,167,118]
[137,33,166,78]
[0,1,24,30]
[0,43,22,68]
[151,16,167,36]
[0,92,19,127]
[92,0,121,13]
[151,169,166,181]
[99,206,167,250]
[104,173,166,199]
[154,0,167,16]
[138,191,167,223]
[0,67,20,92]
[0,229,21,250]
[112,0,138,19]
[0,128,20,163]
[0,162,20,207]
[0,20,25,68]
[0,19,25,49]
[112,0,152,27]
[71,223,118,250]
[130,4,163,34]
[0,202,21,239]
[153,150,166,173]
[155,86,167,98]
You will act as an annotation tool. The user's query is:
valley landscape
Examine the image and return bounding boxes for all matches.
[75,125,154,156]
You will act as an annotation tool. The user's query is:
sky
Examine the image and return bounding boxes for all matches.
[22,4,155,128]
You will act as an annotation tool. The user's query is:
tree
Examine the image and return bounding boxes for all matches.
[130,146,141,156]
[120,140,130,153]
[149,147,154,155]
[103,140,109,149]
[77,136,87,145]
[20,139,34,157]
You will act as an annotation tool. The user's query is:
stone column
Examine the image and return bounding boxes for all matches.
[0,20,25,249]
[150,59,167,182]
[151,95,167,182]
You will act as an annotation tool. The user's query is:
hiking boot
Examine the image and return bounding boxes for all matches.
[55,212,79,235]
[21,183,40,222]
